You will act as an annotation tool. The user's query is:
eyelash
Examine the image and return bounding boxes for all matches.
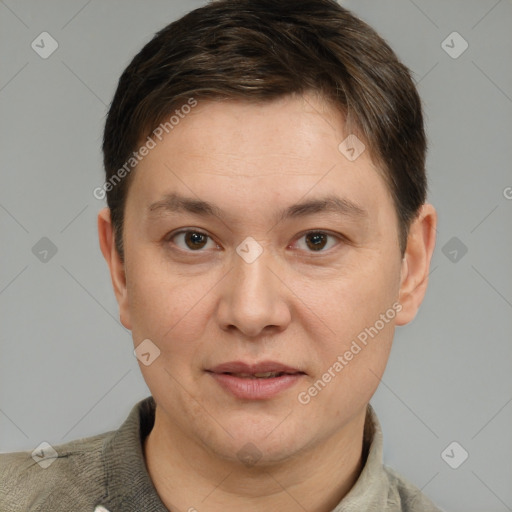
[165,229,345,255]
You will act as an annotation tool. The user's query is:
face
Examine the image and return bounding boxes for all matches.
[108,93,409,464]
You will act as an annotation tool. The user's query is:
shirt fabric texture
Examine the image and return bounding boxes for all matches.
[0,396,443,511]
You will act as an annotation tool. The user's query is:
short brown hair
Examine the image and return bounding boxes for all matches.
[102,0,427,262]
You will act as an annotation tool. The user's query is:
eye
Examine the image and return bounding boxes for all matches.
[168,230,218,251]
[293,231,340,252]
[167,229,343,254]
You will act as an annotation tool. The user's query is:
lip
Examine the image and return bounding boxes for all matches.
[209,361,304,375]
[206,360,306,400]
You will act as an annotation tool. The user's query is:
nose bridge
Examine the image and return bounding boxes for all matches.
[232,241,276,306]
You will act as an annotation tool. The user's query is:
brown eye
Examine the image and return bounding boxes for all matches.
[305,232,328,251]
[184,231,208,250]
[170,230,215,251]
[294,231,339,253]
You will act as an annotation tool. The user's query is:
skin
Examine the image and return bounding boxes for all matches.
[98,92,437,512]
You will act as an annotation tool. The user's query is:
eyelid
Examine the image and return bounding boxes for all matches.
[167,228,218,248]
[168,228,209,239]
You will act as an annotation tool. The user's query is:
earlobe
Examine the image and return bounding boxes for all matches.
[97,208,132,330]
[395,203,437,326]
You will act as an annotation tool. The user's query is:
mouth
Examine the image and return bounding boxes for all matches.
[206,361,306,400]
[207,360,306,377]
[216,371,299,379]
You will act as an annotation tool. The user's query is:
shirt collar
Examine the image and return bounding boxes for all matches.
[331,404,390,511]
[100,396,166,511]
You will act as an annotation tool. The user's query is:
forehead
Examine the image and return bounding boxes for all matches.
[157,94,352,163]
[127,94,394,221]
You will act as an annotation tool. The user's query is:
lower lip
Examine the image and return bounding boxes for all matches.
[208,372,304,400]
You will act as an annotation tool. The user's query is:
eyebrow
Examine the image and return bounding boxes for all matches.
[147,192,368,223]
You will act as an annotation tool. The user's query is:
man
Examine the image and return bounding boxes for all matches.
[0,0,441,510]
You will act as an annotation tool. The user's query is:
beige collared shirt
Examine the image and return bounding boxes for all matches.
[0,396,443,511]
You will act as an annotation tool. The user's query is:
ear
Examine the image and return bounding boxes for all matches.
[395,203,437,326]
[97,207,132,330]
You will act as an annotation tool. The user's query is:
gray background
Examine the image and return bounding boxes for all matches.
[1,1,511,511]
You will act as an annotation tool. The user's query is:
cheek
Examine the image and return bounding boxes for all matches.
[318,291,397,377]
[315,255,400,340]
[301,307,396,421]
[127,273,178,341]
[127,270,210,397]
[307,252,400,393]
[125,251,217,364]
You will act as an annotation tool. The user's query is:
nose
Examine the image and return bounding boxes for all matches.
[215,244,292,338]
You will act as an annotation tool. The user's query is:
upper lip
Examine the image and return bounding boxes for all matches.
[207,361,305,375]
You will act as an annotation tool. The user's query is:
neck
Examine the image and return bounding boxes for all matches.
[143,406,368,512]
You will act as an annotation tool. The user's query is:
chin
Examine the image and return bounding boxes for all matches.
[217,438,302,468]
[205,416,311,466]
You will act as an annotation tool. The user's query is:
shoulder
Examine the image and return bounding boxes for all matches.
[0,431,112,512]
[383,465,445,512]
